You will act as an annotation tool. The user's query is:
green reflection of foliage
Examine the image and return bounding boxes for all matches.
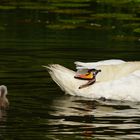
[0,5,16,10]
[133,28,140,33]
[96,0,139,4]
[112,35,140,41]
[48,0,90,2]
[47,24,76,29]
[91,13,139,21]
[0,0,140,34]
[50,3,89,7]
[0,3,52,10]
[123,23,140,28]
[122,23,140,33]
[46,22,111,30]
[0,26,5,31]
[59,19,86,24]
[48,9,91,14]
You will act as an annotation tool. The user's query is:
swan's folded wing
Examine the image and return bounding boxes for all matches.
[75,59,125,69]
[113,70,140,87]
[132,70,140,77]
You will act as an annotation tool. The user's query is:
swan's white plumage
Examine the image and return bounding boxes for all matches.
[75,59,125,69]
[45,60,140,101]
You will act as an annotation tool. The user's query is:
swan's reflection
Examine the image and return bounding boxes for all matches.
[49,95,140,118]
[50,96,97,117]
[47,95,140,139]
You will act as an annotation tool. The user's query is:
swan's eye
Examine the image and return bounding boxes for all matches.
[93,72,96,75]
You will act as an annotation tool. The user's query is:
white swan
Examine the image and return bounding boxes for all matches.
[0,85,9,109]
[44,59,140,101]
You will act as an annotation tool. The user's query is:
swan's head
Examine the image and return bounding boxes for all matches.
[0,85,9,109]
[88,69,101,76]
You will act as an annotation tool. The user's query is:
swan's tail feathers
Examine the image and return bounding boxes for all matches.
[42,65,49,69]
[43,64,63,84]
[43,64,75,74]
[43,64,79,95]
[42,65,53,71]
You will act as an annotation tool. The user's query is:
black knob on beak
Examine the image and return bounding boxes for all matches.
[94,69,101,75]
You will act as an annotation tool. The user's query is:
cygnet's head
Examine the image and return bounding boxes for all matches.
[0,85,9,109]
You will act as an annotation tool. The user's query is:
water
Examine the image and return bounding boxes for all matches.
[0,1,140,139]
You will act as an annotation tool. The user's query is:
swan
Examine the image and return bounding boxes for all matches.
[44,59,140,101]
[0,85,9,109]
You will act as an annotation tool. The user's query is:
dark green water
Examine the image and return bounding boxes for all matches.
[0,1,140,139]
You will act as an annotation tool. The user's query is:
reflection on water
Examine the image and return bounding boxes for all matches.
[0,0,140,139]
[48,96,140,140]
[0,109,7,122]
